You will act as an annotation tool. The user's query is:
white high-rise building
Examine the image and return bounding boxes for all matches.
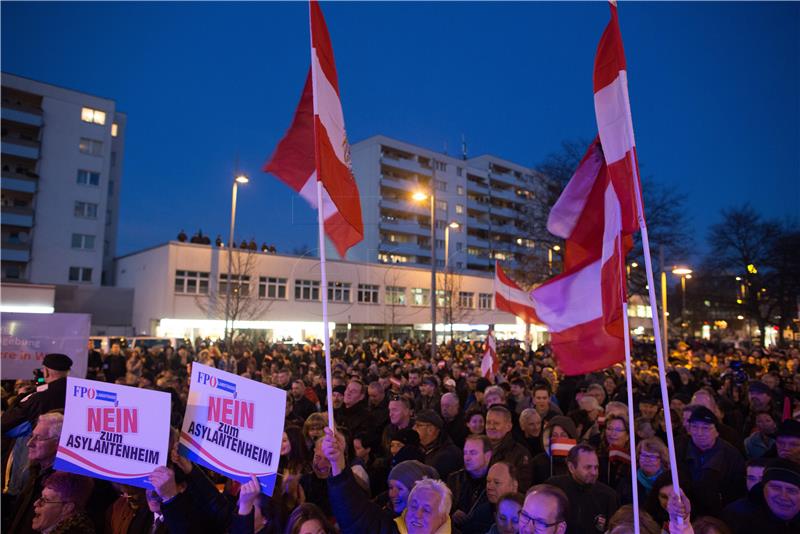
[345,135,540,274]
[1,73,125,286]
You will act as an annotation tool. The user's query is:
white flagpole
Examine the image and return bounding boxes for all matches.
[629,149,684,515]
[622,303,640,531]
[309,1,335,431]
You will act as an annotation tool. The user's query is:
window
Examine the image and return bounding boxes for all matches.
[81,107,106,125]
[74,201,98,219]
[111,151,117,168]
[295,279,320,301]
[259,277,287,299]
[219,274,250,297]
[435,161,447,172]
[175,271,210,294]
[435,290,451,307]
[77,169,100,186]
[457,167,463,177]
[68,266,92,283]
[386,286,406,305]
[79,138,103,155]
[456,242,464,252]
[436,259,445,268]
[411,288,430,306]
[435,180,447,192]
[435,221,447,230]
[455,204,465,214]
[328,282,351,303]
[457,185,464,195]
[436,239,445,250]
[111,123,119,137]
[436,200,447,211]
[459,291,475,308]
[357,284,379,304]
[108,180,114,196]
[71,233,95,250]
[479,293,493,310]
[378,253,408,264]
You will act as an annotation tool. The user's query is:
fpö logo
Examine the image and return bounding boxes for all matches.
[73,386,119,406]
[197,371,237,398]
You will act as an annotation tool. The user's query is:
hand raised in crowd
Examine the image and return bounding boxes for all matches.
[170,442,193,474]
[667,487,692,533]
[149,466,179,501]
[238,474,261,516]
[321,426,346,476]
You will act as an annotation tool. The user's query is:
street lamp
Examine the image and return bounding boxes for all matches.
[547,244,561,275]
[225,173,249,345]
[411,184,437,359]
[444,221,460,269]
[671,266,693,338]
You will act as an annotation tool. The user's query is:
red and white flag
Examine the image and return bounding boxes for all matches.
[494,261,540,324]
[480,330,498,379]
[263,1,363,258]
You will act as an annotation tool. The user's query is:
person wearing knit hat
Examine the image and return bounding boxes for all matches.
[776,419,800,464]
[722,459,800,534]
[387,460,440,514]
[390,428,425,467]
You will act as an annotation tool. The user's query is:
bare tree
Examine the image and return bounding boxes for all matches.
[195,248,271,341]
[436,270,474,341]
[383,268,407,339]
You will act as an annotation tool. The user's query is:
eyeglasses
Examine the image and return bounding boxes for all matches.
[519,510,562,532]
[28,434,58,444]
[35,497,68,506]
[639,452,661,462]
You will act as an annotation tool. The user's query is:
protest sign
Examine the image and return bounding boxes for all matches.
[1,312,90,380]
[179,362,285,495]
[54,378,170,488]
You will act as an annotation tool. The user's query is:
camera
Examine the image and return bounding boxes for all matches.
[33,368,45,385]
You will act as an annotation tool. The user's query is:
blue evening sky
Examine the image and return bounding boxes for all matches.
[3,1,798,261]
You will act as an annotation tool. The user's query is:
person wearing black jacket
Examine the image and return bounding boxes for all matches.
[2,354,72,437]
[414,410,463,481]
[546,444,619,534]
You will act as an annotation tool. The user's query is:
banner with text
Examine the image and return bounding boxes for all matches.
[179,362,285,495]
[54,378,170,488]
[1,312,90,380]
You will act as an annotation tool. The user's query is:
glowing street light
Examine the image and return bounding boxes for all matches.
[671,266,693,338]
[411,191,428,202]
[225,172,250,345]
[671,266,693,276]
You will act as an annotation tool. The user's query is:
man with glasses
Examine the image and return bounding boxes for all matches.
[31,471,94,533]
[518,484,568,534]
[678,405,746,517]
[6,412,63,534]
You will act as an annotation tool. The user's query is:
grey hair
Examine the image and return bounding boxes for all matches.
[484,385,506,401]
[38,411,64,439]
[441,392,459,405]
[409,477,453,516]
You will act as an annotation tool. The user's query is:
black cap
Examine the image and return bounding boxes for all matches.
[415,410,444,429]
[42,353,73,371]
[762,459,800,488]
[392,428,421,447]
[777,419,800,439]
[688,406,718,427]
[640,396,659,405]
[476,377,491,393]
[422,376,438,387]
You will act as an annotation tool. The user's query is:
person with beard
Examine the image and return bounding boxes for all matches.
[448,434,492,520]
[546,444,619,534]
[340,379,372,440]
[440,393,467,449]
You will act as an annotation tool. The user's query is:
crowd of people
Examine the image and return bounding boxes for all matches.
[2,334,800,534]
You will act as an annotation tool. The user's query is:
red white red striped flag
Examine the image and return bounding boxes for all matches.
[480,330,498,380]
[494,261,540,324]
[263,1,363,258]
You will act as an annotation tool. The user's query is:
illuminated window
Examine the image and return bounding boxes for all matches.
[111,123,119,137]
[378,253,408,264]
[81,107,106,125]
[175,271,209,294]
[436,200,448,211]
[295,279,320,301]
[435,290,451,307]
[259,277,287,299]
[455,204,464,214]
[386,286,406,305]
[411,288,430,306]
[478,293,493,310]
[457,185,464,195]
[327,282,351,303]
[79,138,103,156]
[68,266,92,283]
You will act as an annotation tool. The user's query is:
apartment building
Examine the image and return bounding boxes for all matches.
[346,135,541,274]
[1,73,125,286]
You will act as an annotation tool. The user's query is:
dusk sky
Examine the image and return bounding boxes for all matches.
[3,1,798,262]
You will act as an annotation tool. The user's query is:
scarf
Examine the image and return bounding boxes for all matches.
[637,467,663,495]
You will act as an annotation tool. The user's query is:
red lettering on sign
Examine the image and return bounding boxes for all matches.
[87,407,139,433]
[207,396,254,429]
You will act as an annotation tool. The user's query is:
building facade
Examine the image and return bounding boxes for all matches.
[344,135,541,274]
[115,241,545,344]
[1,73,125,286]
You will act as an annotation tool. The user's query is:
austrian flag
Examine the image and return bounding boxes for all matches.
[494,262,540,324]
[264,1,363,258]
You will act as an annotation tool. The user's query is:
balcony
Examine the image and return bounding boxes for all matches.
[1,242,31,262]
[380,198,427,215]
[468,217,490,231]
[467,235,489,248]
[466,180,489,194]
[1,107,43,127]
[2,206,34,227]
[381,155,431,177]
[489,187,518,202]
[467,198,489,212]
[380,218,429,237]
[379,240,430,257]
[489,203,521,219]
[380,174,419,193]
[1,175,37,194]
[1,141,39,160]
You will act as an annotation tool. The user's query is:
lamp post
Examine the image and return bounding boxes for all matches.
[444,221,459,270]
[224,173,249,345]
[412,187,436,359]
[444,221,460,342]
[547,244,561,275]
[671,266,692,338]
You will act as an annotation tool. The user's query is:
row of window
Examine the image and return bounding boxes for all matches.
[81,107,118,137]
[174,271,494,309]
